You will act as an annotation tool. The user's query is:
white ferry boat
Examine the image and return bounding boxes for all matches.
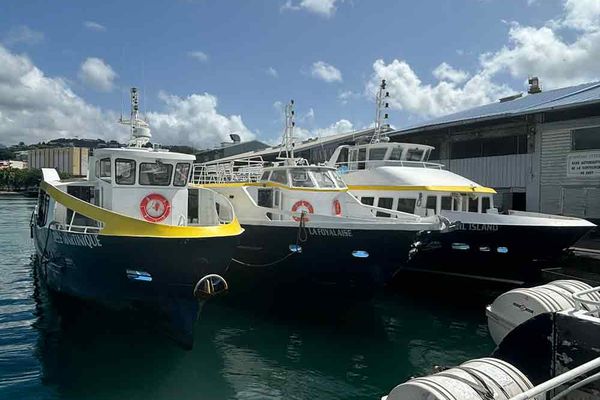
[191,101,444,299]
[30,88,243,347]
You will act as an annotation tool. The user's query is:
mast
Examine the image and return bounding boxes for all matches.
[370,79,391,144]
[277,99,296,163]
[119,87,152,148]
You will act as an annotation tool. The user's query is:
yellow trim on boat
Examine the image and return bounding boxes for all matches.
[41,181,244,238]
[347,184,497,194]
[192,181,347,193]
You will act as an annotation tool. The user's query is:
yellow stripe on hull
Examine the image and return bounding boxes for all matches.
[41,181,244,238]
[347,184,497,194]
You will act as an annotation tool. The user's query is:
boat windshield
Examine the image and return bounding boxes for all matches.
[290,169,315,188]
[310,169,335,188]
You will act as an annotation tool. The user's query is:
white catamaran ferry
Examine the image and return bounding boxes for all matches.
[31,88,243,347]
[191,101,444,299]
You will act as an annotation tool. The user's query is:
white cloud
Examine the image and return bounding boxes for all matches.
[337,90,360,105]
[367,0,600,118]
[147,92,255,148]
[281,0,339,17]
[294,119,353,141]
[0,44,255,148]
[83,21,106,32]
[78,57,118,92]
[4,25,44,46]
[310,61,342,83]
[266,66,279,78]
[188,51,209,63]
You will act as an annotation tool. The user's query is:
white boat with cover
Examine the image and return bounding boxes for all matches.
[30,88,243,347]
[191,100,444,299]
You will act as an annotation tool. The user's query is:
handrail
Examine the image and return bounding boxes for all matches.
[192,156,266,184]
[509,356,600,400]
[334,159,444,172]
[572,286,600,315]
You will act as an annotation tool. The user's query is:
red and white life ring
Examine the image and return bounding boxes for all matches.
[140,193,171,222]
[291,200,314,222]
[333,199,342,216]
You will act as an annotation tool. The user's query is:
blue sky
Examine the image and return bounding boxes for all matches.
[1,0,598,147]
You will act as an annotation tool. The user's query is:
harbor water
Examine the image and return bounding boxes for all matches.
[0,196,496,400]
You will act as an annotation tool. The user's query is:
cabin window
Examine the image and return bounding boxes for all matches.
[425,195,437,211]
[389,147,402,160]
[115,159,136,185]
[406,149,424,161]
[329,171,346,188]
[257,188,273,207]
[358,148,367,170]
[377,197,393,217]
[369,148,387,161]
[441,196,453,211]
[482,197,491,212]
[99,158,111,178]
[361,197,374,206]
[260,171,271,181]
[336,147,349,165]
[310,169,335,188]
[139,162,173,186]
[290,170,315,188]
[469,197,479,212]
[270,170,288,185]
[572,126,600,150]
[174,163,191,187]
[397,198,416,213]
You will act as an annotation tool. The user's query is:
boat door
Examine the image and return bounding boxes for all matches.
[348,147,366,170]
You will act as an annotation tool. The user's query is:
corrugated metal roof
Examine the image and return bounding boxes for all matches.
[397,81,600,133]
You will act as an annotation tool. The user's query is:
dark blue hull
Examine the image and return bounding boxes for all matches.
[32,226,237,347]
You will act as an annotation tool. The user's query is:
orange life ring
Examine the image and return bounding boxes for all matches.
[291,200,314,222]
[140,193,171,222]
[333,199,342,216]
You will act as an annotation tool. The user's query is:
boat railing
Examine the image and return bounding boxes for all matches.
[192,156,265,184]
[333,159,444,172]
[572,286,600,317]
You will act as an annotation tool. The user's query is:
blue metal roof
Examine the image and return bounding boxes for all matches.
[398,81,600,133]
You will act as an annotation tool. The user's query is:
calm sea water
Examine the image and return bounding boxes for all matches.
[0,196,496,400]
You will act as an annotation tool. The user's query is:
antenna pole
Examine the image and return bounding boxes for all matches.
[278,99,296,160]
[371,79,390,144]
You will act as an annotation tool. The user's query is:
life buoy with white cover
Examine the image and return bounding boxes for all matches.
[140,193,171,222]
[291,200,314,222]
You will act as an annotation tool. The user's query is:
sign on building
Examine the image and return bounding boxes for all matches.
[567,151,600,178]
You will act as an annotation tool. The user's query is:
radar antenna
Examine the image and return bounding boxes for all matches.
[119,87,152,148]
[370,79,391,144]
[277,99,296,163]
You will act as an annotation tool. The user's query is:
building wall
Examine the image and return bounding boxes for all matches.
[538,116,600,219]
[27,147,89,176]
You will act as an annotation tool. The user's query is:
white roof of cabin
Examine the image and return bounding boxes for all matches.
[93,147,195,161]
[344,166,481,187]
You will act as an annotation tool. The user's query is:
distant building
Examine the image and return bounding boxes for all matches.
[28,147,89,176]
[0,160,27,169]
[196,135,269,163]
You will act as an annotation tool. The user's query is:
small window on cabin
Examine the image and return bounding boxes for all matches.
[260,171,271,181]
[425,196,437,211]
[377,197,393,217]
[441,196,453,211]
[336,147,349,165]
[139,162,173,186]
[389,147,403,160]
[369,148,387,161]
[482,197,491,212]
[94,160,100,178]
[361,197,374,206]
[270,170,288,185]
[115,159,136,185]
[329,171,347,188]
[310,169,335,188]
[469,197,479,212]
[99,158,111,178]
[397,198,416,213]
[406,149,425,161]
[174,163,191,186]
[358,148,367,170]
[290,169,315,188]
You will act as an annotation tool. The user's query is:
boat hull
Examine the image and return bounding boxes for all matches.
[226,223,419,302]
[32,225,237,347]
[406,223,593,283]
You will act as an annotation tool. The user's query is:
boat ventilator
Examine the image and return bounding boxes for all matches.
[193,274,228,299]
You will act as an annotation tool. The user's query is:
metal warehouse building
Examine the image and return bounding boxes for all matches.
[27,147,89,176]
